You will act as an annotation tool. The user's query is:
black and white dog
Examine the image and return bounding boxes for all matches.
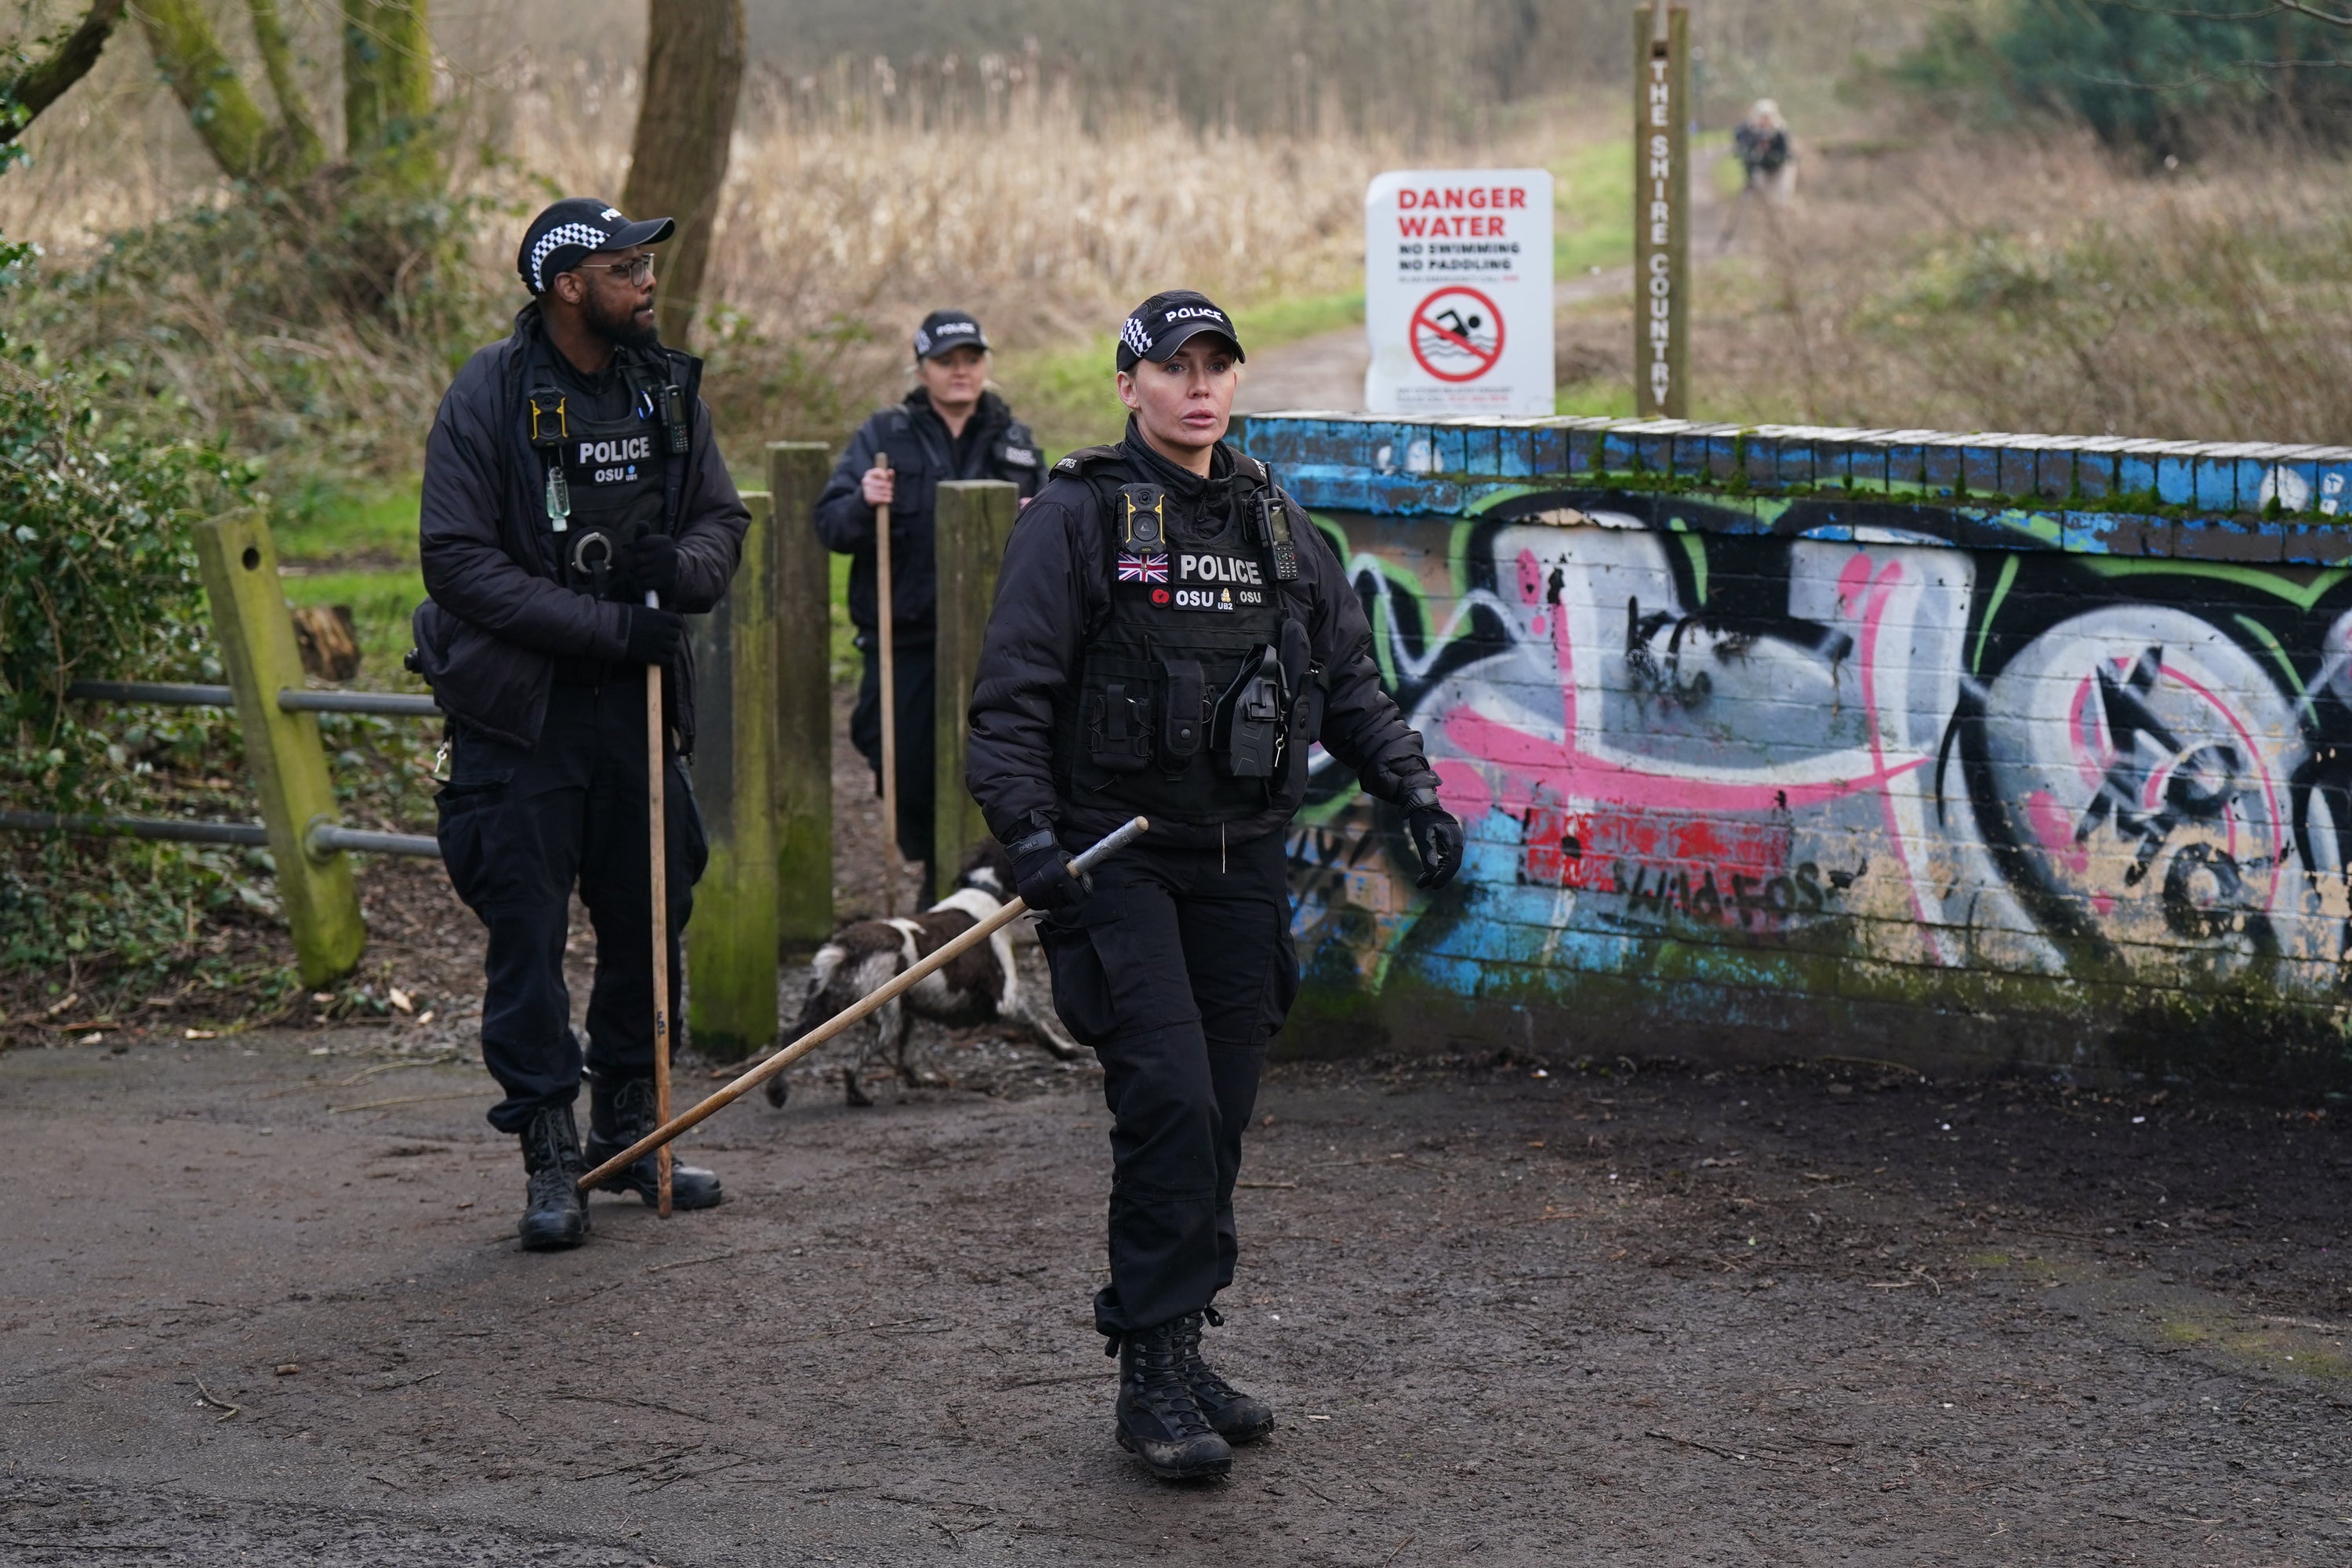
[768,842,1083,1108]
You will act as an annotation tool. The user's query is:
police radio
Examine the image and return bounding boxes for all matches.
[660,383,690,456]
[1255,491,1301,582]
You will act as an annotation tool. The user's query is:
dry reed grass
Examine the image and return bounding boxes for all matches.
[1558,130,2352,446]
[4,52,1465,467]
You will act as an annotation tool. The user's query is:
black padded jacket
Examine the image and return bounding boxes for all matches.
[964,427,1436,851]
[415,303,748,750]
[811,389,1043,645]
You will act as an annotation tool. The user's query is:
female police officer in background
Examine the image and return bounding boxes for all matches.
[813,311,1043,889]
[964,291,1465,1481]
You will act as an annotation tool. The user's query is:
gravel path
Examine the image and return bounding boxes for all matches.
[4,1026,2347,1565]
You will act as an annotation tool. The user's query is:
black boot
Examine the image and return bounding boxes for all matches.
[517,1105,591,1250]
[586,1076,723,1210]
[1114,1322,1233,1481]
[1173,1308,1274,1444]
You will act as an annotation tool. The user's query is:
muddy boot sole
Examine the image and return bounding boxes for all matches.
[1116,1424,1233,1481]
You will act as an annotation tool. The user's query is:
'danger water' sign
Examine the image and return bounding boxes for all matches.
[1365,169,1554,417]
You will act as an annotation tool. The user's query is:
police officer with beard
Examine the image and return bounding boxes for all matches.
[415,199,748,1249]
[964,291,1465,1480]
[814,311,1043,886]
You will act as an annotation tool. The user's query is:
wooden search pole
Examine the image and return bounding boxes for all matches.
[873,451,902,916]
[579,815,1148,1192]
[645,588,673,1218]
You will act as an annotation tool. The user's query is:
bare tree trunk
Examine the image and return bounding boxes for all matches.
[1,0,126,143]
[136,0,299,179]
[621,0,747,348]
[245,0,324,172]
[342,0,438,195]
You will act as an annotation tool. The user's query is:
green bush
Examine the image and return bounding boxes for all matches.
[0,183,513,490]
[0,301,258,800]
[1899,0,2352,158]
[0,235,293,996]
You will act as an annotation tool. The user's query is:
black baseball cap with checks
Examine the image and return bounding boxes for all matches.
[1115,290,1245,372]
[515,198,676,296]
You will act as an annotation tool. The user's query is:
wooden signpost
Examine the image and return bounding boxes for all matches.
[1635,2,1690,419]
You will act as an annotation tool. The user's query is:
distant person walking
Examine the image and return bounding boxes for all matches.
[1735,99,1795,199]
[1721,98,1797,250]
[812,312,1044,890]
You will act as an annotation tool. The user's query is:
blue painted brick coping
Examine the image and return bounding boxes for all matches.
[1236,412,2352,561]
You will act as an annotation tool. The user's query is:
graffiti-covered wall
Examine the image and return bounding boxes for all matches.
[1243,414,2352,1085]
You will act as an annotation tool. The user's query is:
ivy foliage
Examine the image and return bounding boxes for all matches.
[0,229,278,990]
[0,274,259,799]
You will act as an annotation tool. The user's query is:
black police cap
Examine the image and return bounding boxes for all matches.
[1116,290,1245,372]
[517,198,676,296]
[914,309,990,360]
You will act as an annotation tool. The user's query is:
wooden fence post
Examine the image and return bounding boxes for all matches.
[684,491,779,1062]
[191,511,365,988]
[769,441,835,946]
[931,480,1019,902]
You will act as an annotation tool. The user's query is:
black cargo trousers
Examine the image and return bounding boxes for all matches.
[435,670,707,1134]
[1039,826,1301,1338]
[849,633,937,874]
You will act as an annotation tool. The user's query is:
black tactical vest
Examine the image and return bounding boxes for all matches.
[1051,446,1319,826]
[525,347,686,601]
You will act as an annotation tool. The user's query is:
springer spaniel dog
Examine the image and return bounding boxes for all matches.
[768,842,1083,1107]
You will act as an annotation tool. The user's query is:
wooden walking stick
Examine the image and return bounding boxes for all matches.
[644,587,673,1218]
[579,816,1148,1192]
[873,450,903,917]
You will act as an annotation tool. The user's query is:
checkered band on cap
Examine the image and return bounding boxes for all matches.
[528,222,613,292]
[1120,317,1152,360]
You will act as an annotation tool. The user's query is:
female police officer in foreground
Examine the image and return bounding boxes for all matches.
[965,291,1464,1481]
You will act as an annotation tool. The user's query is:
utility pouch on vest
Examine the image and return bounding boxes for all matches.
[1278,618,1314,729]
[1255,489,1302,582]
[567,527,620,600]
[1084,680,1153,773]
[1117,485,1169,552]
[1160,659,1205,767]
[1212,644,1287,779]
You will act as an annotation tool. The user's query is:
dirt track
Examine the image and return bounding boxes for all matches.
[5,1021,2350,1566]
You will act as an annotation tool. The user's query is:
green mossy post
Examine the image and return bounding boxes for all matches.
[191,512,365,988]
[768,442,834,946]
[932,481,1019,902]
[684,492,779,1062]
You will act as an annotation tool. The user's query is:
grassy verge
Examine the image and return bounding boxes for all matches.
[1552,134,1636,281]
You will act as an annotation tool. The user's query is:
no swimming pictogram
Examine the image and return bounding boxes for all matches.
[1409,285,1504,383]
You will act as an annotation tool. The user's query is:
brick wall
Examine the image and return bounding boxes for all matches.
[1240,414,2352,1088]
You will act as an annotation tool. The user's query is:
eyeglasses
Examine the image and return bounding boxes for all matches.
[576,255,655,285]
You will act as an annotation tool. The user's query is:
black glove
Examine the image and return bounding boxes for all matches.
[618,532,681,601]
[1008,826,1088,913]
[1401,785,1465,891]
[622,605,686,666]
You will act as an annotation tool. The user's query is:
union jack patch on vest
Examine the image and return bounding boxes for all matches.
[1116,552,1170,584]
